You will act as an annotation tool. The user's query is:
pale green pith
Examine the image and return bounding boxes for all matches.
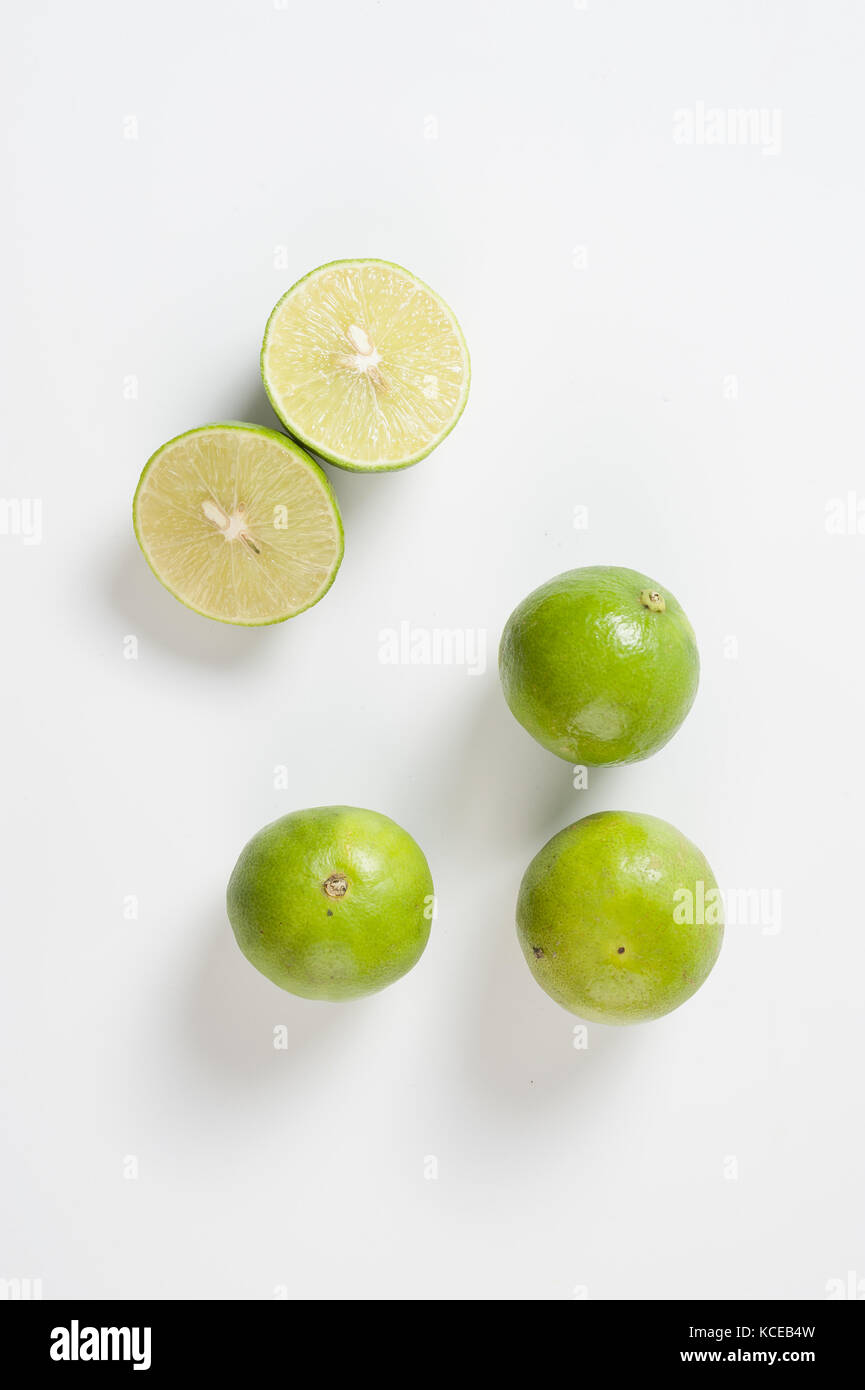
[133,423,344,625]
[261,259,471,471]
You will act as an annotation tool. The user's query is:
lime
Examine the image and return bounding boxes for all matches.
[260,259,470,471]
[499,565,699,765]
[226,806,434,1001]
[133,423,343,625]
[517,811,724,1024]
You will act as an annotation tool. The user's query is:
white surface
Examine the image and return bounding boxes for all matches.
[1,0,862,1301]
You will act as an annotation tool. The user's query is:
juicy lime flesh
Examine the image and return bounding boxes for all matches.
[134,425,343,624]
[226,806,434,1001]
[517,812,724,1024]
[499,566,699,765]
[262,260,470,470]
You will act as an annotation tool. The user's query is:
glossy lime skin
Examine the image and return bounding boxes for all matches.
[499,566,699,765]
[517,811,723,1024]
[227,806,434,1001]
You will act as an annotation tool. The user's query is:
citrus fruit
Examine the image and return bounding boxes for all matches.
[516,811,723,1024]
[260,259,470,471]
[133,422,343,625]
[499,565,699,765]
[226,806,434,1001]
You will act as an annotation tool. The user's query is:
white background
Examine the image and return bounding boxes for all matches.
[1,0,863,1301]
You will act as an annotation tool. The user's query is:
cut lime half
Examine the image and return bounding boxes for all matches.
[261,259,470,471]
[133,423,344,625]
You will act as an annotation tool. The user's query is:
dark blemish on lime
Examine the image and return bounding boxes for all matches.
[532,945,544,959]
[617,946,625,954]
[326,909,333,917]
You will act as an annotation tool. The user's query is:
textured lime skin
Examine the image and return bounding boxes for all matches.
[517,811,723,1024]
[499,566,699,765]
[132,422,344,627]
[260,258,471,473]
[226,806,434,1001]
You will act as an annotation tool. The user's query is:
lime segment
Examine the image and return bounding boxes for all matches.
[133,423,344,625]
[261,259,470,471]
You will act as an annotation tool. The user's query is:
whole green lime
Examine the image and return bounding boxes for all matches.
[516,811,723,1024]
[499,566,699,765]
[226,806,434,1001]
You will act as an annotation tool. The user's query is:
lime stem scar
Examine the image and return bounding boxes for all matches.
[322,873,349,899]
[640,589,666,613]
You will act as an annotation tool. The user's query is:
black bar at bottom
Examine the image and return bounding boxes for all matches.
[1,1298,857,1375]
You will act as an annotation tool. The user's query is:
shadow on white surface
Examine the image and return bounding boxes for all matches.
[422,677,580,854]
[314,460,404,533]
[466,902,639,1112]
[184,914,356,1084]
[107,537,282,668]
[224,373,281,433]
[423,681,639,1109]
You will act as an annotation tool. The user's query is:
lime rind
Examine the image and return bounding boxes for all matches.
[227,805,435,1001]
[133,422,344,626]
[499,566,699,766]
[260,258,471,472]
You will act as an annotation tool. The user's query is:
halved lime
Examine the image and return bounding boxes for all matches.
[133,423,344,625]
[260,259,470,471]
